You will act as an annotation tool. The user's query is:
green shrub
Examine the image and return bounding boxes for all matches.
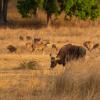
[17,0,44,17]
[17,0,100,23]
[65,0,100,20]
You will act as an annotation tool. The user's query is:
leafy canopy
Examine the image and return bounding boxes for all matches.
[17,0,100,20]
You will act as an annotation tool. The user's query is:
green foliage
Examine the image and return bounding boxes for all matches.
[43,0,60,15]
[64,0,100,20]
[17,0,43,17]
[17,0,100,21]
[65,0,74,12]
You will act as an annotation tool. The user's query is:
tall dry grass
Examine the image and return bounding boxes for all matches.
[51,60,100,100]
[0,59,100,100]
[0,1,99,100]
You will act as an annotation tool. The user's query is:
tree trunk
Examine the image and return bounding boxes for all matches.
[47,13,51,26]
[0,0,8,24]
[3,0,8,22]
[0,0,3,13]
[0,0,3,22]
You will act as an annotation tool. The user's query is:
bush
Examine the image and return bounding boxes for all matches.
[17,0,43,17]
[17,0,100,24]
[65,0,100,20]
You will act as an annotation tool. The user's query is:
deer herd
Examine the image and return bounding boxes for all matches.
[6,35,100,69]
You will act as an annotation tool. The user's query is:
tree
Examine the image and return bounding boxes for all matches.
[0,0,2,13]
[17,0,45,17]
[0,0,3,22]
[17,0,61,25]
[3,0,8,22]
[0,0,8,24]
[64,0,100,20]
[43,0,60,25]
[17,0,100,25]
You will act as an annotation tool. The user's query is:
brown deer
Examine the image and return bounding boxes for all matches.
[83,41,99,52]
[25,38,50,54]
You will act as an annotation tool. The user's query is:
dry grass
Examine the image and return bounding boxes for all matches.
[0,23,100,100]
[0,24,100,100]
[0,1,100,100]
[0,59,100,100]
[51,60,100,100]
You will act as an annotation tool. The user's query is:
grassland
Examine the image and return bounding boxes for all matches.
[0,1,100,100]
[0,26,100,100]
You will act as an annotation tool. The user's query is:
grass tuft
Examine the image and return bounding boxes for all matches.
[19,60,38,70]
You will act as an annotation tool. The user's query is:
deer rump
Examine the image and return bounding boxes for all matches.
[50,44,86,68]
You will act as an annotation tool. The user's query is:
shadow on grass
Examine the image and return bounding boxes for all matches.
[0,16,99,30]
[7,19,47,29]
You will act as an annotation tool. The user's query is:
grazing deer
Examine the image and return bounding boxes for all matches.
[7,45,17,53]
[25,42,35,52]
[26,36,32,41]
[83,41,99,52]
[34,37,41,43]
[25,39,50,54]
[19,35,24,41]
